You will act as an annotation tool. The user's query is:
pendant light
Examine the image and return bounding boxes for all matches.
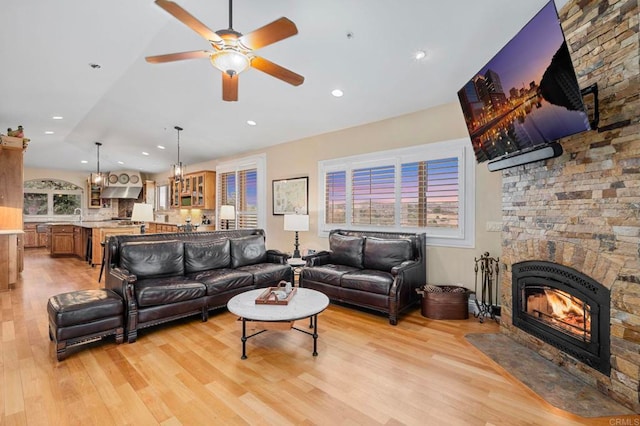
[94,142,105,187]
[171,126,185,184]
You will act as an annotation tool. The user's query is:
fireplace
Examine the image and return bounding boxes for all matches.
[512,261,610,375]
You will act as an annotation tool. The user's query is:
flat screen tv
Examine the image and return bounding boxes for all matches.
[457,1,591,168]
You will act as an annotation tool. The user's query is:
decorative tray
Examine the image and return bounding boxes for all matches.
[255,284,296,305]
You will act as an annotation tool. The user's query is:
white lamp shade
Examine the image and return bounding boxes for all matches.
[284,214,309,232]
[220,205,236,220]
[131,203,154,222]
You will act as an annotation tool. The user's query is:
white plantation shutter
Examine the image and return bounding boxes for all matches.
[237,169,258,229]
[217,155,265,230]
[352,165,395,225]
[325,171,346,224]
[318,139,474,247]
[401,158,459,229]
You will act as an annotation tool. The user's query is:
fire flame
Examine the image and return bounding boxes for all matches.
[544,289,590,326]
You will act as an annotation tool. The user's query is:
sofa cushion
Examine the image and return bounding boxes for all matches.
[237,263,292,285]
[120,240,184,279]
[329,234,364,269]
[363,237,413,272]
[134,277,206,307]
[230,235,267,268]
[301,264,359,286]
[188,269,254,294]
[184,239,231,274]
[341,270,394,295]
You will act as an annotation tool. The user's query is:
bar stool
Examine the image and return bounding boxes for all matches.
[98,241,106,282]
[86,232,92,264]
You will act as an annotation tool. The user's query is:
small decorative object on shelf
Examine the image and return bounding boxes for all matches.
[255,281,296,305]
[474,252,500,323]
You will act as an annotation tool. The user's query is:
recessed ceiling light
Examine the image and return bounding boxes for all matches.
[331,89,344,97]
[414,50,428,60]
[117,161,124,165]
[52,116,63,120]
[142,152,149,156]
[81,160,88,164]
[157,145,166,149]
[44,131,54,135]
[247,120,257,126]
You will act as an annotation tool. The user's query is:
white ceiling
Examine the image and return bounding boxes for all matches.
[1,0,568,174]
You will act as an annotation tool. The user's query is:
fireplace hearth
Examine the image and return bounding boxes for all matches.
[512,261,610,375]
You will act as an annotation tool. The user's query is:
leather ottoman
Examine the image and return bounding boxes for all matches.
[47,289,124,361]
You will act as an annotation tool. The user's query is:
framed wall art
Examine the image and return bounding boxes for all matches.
[272,176,308,215]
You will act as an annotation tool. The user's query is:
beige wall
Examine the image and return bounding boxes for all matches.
[154,101,504,289]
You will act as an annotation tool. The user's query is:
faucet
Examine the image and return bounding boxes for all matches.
[73,208,83,223]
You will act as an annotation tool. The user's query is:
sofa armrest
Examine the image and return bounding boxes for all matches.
[304,250,332,267]
[266,249,290,264]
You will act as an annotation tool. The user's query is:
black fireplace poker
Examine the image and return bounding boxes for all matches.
[474,252,500,323]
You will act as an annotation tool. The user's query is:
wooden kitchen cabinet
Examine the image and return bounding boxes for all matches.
[91,227,139,267]
[50,225,75,256]
[170,171,215,209]
[23,223,38,248]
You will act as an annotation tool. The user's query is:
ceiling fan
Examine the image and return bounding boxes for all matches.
[146,0,304,101]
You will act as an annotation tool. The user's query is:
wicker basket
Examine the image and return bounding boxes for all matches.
[418,285,470,320]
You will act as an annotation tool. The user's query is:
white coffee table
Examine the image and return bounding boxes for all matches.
[227,288,329,359]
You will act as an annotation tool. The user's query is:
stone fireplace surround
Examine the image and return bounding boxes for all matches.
[498,0,639,413]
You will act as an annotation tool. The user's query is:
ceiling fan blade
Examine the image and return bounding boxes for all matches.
[222,73,239,102]
[155,0,223,44]
[146,50,212,64]
[239,17,298,50]
[251,56,304,86]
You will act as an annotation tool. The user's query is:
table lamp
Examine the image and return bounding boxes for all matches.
[284,214,309,258]
[131,203,154,234]
[220,205,236,230]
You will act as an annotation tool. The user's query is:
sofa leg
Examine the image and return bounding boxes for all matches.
[389,315,398,326]
[115,327,124,344]
[202,308,209,322]
[127,330,137,343]
[56,340,68,361]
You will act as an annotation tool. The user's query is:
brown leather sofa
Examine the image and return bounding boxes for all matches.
[104,229,291,342]
[300,229,426,325]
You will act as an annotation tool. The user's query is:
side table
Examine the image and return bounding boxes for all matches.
[287,258,306,286]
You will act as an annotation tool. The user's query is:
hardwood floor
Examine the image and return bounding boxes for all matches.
[0,249,624,425]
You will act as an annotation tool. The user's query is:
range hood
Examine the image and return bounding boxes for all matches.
[100,186,142,199]
[100,171,143,199]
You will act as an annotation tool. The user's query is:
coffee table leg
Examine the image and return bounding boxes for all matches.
[312,314,318,356]
[241,318,248,359]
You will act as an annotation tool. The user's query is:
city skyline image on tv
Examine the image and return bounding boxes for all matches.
[457,1,591,163]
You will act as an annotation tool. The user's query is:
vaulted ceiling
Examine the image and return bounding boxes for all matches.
[1,0,567,174]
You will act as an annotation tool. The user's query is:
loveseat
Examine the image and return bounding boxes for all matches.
[104,229,292,342]
[299,229,426,325]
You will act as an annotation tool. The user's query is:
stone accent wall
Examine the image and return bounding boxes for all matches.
[499,0,640,413]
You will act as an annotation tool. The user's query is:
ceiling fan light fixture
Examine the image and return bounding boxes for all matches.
[210,49,250,77]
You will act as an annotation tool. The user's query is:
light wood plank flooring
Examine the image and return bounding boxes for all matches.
[0,249,625,425]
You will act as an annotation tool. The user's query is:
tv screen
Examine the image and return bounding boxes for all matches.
[457,1,591,164]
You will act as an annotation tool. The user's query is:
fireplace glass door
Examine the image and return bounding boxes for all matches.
[512,261,610,375]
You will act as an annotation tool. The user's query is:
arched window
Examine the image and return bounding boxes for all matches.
[23,179,83,217]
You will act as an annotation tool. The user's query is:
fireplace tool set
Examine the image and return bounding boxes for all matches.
[474,252,500,323]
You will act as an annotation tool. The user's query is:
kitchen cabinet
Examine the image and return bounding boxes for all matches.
[147,222,179,233]
[1,136,27,289]
[24,223,49,248]
[91,227,139,267]
[88,176,102,209]
[50,225,75,256]
[23,223,38,248]
[170,171,215,209]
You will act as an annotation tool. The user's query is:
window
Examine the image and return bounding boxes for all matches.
[319,138,475,247]
[23,179,83,217]
[217,154,266,230]
[156,184,169,210]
